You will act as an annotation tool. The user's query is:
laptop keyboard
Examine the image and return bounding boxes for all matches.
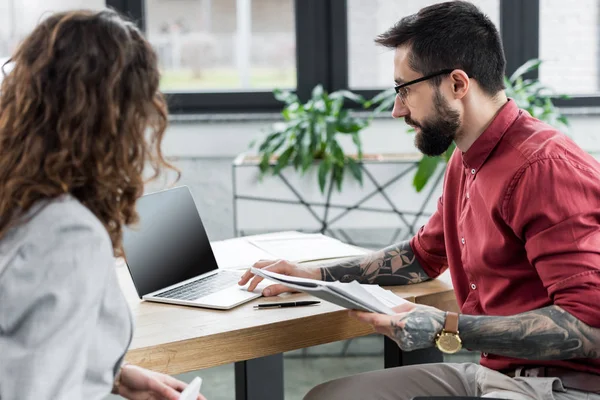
[155,272,240,301]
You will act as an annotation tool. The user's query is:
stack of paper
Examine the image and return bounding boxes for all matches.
[361,285,407,309]
[210,238,274,270]
[250,267,407,315]
[248,233,367,263]
[211,232,368,270]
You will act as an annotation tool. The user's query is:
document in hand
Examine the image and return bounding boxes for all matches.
[250,267,402,315]
[179,376,202,400]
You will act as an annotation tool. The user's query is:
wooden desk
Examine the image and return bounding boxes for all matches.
[118,262,457,399]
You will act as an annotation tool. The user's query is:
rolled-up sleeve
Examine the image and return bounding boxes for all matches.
[410,197,449,279]
[0,224,110,399]
[504,158,600,328]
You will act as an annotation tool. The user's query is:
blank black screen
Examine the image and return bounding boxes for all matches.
[122,186,219,297]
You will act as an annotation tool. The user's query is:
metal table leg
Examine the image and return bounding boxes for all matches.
[235,353,284,400]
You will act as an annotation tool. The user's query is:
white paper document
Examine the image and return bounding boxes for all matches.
[211,238,274,270]
[179,376,202,400]
[250,267,407,315]
[212,232,368,270]
[361,285,407,308]
[248,233,368,263]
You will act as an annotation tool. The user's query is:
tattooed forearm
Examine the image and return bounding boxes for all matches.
[391,307,445,351]
[460,305,600,360]
[319,240,431,285]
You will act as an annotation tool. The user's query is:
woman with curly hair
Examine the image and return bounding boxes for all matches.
[0,9,205,400]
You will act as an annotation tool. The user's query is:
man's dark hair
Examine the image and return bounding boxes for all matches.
[375,1,505,95]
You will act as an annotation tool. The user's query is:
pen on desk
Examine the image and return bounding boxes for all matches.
[253,301,321,309]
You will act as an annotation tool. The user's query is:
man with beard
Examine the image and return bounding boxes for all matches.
[239,1,600,399]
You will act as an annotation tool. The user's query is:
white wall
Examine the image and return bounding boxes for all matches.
[162,112,600,159]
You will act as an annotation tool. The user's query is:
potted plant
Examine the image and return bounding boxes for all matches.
[367,59,570,192]
[252,84,370,194]
[232,86,437,242]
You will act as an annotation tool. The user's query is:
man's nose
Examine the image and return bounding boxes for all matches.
[391,96,410,119]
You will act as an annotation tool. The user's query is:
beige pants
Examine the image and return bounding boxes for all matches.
[304,363,600,400]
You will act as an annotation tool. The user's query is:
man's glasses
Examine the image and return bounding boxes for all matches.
[394,69,455,105]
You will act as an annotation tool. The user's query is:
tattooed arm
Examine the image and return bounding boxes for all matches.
[353,303,600,359]
[458,305,600,360]
[320,240,432,286]
[240,238,441,296]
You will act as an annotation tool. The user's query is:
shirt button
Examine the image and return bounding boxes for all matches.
[466,192,470,199]
[471,169,476,175]
[471,283,477,290]
[461,237,465,245]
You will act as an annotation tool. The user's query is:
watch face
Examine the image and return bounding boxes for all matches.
[437,333,462,354]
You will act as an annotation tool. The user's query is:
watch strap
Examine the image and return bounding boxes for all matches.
[444,311,459,334]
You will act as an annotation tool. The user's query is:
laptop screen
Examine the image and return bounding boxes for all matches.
[122,186,219,297]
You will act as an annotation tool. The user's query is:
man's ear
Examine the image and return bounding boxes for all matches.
[450,70,469,99]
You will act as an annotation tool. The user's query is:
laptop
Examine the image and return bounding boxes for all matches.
[122,186,262,310]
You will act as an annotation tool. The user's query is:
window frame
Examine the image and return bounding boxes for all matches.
[107,0,600,114]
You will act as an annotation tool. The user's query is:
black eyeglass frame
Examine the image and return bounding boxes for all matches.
[394,68,458,95]
[394,69,472,106]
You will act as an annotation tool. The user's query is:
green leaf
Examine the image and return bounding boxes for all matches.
[557,116,570,126]
[509,59,542,84]
[330,141,345,164]
[309,121,319,155]
[443,142,457,163]
[301,149,313,173]
[314,99,327,113]
[259,153,271,174]
[337,117,368,133]
[287,102,301,113]
[294,131,307,171]
[273,89,298,104]
[257,131,280,151]
[352,132,363,159]
[273,147,295,175]
[268,135,288,154]
[413,156,441,192]
[293,145,304,169]
[318,157,332,193]
[333,164,344,191]
[330,98,344,117]
[365,88,395,107]
[373,96,396,114]
[347,157,363,184]
[330,90,366,105]
[311,84,324,100]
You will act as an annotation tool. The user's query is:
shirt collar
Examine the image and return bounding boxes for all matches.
[461,99,520,172]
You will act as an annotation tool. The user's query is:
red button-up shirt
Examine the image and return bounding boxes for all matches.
[411,99,600,374]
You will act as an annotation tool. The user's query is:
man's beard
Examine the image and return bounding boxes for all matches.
[408,90,460,157]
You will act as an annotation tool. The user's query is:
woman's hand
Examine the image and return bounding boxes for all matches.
[115,364,207,400]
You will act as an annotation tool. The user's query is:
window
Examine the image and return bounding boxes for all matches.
[0,0,105,65]
[145,0,296,92]
[539,0,600,95]
[109,0,600,113]
[347,0,501,89]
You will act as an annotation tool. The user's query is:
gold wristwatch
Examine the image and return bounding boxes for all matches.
[435,311,462,354]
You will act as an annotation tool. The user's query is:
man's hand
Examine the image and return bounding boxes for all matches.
[116,364,207,400]
[238,259,321,297]
[350,302,445,352]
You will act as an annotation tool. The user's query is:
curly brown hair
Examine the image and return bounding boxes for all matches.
[0,9,178,257]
